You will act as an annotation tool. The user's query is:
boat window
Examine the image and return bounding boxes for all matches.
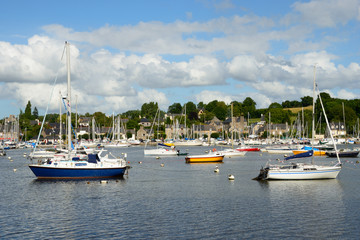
[75,163,87,166]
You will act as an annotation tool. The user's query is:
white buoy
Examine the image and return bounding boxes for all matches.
[100,180,108,184]
[138,161,142,164]
[284,154,288,157]
[156,156,160,159]
[228,174,235,180]
[214,166,219,173]
[8,156,11,160]
[160,163,165,167]
[13,169,17,172]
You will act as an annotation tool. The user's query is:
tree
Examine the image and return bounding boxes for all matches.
[205,100,218,112]
[266,109,291,124]
[33,107,39,119]
[185,101,198,121]
[168,103,182,114]
[301,96,313,107]
[204,111,215,121]
[242,97,256,116]
[141,102,158,119]
[197,102,205,110]
[268,102,282,109]
[24,101,32,119]
[213,101,228,121]
[231,101,242,117]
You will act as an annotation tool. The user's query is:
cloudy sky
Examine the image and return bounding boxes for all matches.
[1,0,360,118]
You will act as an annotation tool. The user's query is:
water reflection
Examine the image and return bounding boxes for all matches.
[257,179,346,239]
[31,177,127,185]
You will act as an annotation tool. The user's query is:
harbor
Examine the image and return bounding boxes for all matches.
[1,144,360,239]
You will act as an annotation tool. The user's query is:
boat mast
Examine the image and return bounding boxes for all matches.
[311,65,316,165]
[342,102,346,137]
[66,41,72,159]
[231,103,234,148]
[59,93,62,150]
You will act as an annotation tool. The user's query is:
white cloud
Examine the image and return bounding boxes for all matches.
[335,89,359,99]
[195,90,235,104]
[291,0,360,28]
[1,0,360,117]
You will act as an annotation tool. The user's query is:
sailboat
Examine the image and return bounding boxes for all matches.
[217,104,247,157]
[143,108,179,156]
[254,66,341,180]
[29,42,129,179]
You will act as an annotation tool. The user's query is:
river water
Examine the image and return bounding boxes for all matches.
[1,145,360,239]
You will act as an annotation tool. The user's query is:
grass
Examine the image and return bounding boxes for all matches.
[284,105,312,113]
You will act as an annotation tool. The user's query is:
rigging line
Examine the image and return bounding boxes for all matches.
[31,45,66,158]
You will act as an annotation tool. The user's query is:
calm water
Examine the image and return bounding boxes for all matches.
[1,145,360,239]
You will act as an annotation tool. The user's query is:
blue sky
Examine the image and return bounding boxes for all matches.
[1,0,360,118]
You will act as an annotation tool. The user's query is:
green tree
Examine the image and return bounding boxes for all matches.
[213,101,228,121]
[231,101,242,117]
[266,108,291,124]
[205,100,218,112]
[268,102,282,109]
[24,101,32,119]
[197,102,205,110]
[33,107,39,119]
[185,101,198,121]
[301,96,313,107]
[141,102,158,119]
[168,103,182,114]
[242,97,256,116]
[204,111,215,121]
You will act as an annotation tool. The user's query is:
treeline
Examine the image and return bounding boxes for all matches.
[18,93,360,140]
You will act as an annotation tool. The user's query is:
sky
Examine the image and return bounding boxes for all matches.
[1,0,360,118]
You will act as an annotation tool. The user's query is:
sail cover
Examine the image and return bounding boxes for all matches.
[285,150,313,160]
[158,143,172,148]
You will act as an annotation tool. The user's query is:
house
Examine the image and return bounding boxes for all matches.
[78,117,91,127]
[136,125,152,140]
[139,118,151,127]
[329,122,346,136]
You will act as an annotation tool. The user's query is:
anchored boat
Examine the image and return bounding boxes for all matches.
[185,151,224,163]
[28,42,129,179]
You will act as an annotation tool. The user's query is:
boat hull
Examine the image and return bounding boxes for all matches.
[326,151,359,158]
[293,150,327,156]
[264,166,341,180]
[28,165,127,179]
[185,154,224,163]
[144,148,178,156]
[236,147,260,152]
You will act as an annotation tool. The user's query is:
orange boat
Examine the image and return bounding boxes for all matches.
[185,151,224,163]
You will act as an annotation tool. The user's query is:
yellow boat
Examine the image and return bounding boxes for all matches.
[185,152,224,163]
[292,150,327,156]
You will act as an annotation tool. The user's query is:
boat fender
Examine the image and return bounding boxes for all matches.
[213,148,216,152]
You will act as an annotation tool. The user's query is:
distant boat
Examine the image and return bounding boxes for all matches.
[326,149,359,158]
[28,42,128,179]
[185,151,224,163]
[216,148,246,157]
[235,146,260,152]
[144,145,179,156]
[173,140,203,146]
[292,146,327,156]
[254,66,341,180]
